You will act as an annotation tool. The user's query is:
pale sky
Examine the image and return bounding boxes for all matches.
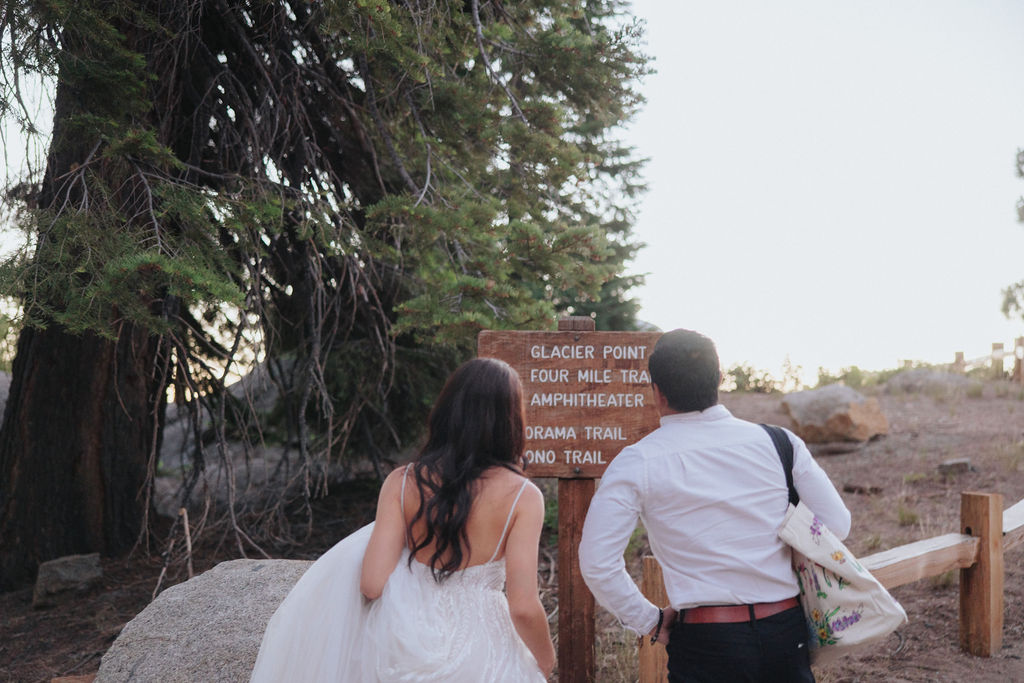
[623,0,1024,383]
[4,4,1024,386]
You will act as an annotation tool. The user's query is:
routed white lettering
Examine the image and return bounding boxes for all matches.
[529,345,595,359]
[602,345,647,360]
[524,449,556,464]
[530,393,645,408]
[618,369,650,384]
[577,368,612,383]
[525,425,577,440]
[530,368,570,383]
[583,426,626,440]
[563,450,606,465]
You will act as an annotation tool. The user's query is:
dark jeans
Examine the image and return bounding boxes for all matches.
[665,606,814,683]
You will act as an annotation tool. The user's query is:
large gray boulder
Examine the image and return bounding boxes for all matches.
[96,559,310,683]
[782,384,888,443]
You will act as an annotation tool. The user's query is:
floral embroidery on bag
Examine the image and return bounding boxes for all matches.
[795,560,869,649]
[811,565,826,599]
[794,561,828,599]
[830,609,863,634]
[811,606,841,646]
[807,603,864,647]
[831,550,845,564]
[809,516,823,544]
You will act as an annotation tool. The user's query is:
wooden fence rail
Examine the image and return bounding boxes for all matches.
[949,337,1024,382]
[638,492,1024,682]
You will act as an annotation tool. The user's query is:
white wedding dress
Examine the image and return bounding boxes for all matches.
[251,473,545,682]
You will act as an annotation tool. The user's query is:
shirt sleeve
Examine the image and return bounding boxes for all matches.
[578,447,660,635]
[789,430,852,539]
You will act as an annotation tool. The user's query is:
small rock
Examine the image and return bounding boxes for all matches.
[938,458,971,475]
[842,483,883,495]
[33,553,103,609]
[810,441,868,456]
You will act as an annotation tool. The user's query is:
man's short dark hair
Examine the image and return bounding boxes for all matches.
[648,329,721,412]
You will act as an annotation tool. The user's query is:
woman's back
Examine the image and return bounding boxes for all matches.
[358,464,545,682]
[359,357,554,679]
[402,465,530,569]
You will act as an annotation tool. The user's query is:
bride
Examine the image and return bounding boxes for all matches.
[251,357,555,681]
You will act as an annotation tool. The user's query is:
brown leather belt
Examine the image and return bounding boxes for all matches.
[681,597,800,624]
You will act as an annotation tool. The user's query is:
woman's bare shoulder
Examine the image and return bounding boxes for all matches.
[477,467,541,503]
[378,464,410,499]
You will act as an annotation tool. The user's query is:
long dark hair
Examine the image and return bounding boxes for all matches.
[407,357,525,581]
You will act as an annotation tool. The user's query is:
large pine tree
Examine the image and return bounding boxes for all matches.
[0,0,649,588]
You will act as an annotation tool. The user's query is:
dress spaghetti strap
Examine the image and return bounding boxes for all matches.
[400,464,410,510]
[400,465,413,547]
[487,477,531,563]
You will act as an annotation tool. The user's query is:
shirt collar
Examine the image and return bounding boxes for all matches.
[659,403,731,426]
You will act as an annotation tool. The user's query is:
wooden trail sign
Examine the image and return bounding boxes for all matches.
[478,327,662,478]
[478,319,662,683]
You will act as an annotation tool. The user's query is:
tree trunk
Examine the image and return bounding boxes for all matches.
[0,323,163,589]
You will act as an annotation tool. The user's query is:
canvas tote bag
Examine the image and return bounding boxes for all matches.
[761,424,908,666]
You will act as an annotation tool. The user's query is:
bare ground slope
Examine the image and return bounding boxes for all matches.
[3,383,1024,682]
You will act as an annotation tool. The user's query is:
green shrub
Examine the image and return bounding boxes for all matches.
[725,363,779,393]
[897,504,919,527]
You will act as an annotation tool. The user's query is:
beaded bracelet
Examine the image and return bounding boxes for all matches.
[650,607,664,645]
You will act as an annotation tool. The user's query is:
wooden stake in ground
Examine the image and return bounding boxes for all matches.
[1013,337,1023,384]
[960,491,1004,656]
[638,556,669,683]
[992,343,1004,380]
[180,507,194,580]
[558,477,596,683]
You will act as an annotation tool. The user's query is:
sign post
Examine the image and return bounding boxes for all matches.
[478,317,661,682]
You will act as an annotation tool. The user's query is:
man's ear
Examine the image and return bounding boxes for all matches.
[651,383,671,414]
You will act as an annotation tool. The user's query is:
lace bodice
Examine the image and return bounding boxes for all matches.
[368,548,541,682]
[408,554,507,592]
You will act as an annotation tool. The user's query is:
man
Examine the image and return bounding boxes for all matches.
[579,329,850,682]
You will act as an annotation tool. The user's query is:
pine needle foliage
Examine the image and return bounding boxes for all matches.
[0,0,649,550]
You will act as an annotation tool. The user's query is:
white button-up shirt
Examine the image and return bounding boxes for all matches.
[578,404,851,635]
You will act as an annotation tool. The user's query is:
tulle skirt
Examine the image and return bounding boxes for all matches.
[251,524,375,682]
[250,523,544,682]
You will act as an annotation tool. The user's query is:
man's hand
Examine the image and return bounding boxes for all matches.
[648,606,678,646]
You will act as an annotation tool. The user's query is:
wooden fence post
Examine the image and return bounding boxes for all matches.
[638,556,669,683]
[558,478,596,682]
[959,492,1004,656]
[953,351,965,374]
[991,343,1004,380]
[1013,337,1023,384]
[556,315,597,683]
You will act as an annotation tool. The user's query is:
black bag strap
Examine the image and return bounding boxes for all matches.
[760,423,800,506]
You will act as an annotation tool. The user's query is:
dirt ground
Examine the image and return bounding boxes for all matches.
[719,385,1024,683]
[2,380,1024,682]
